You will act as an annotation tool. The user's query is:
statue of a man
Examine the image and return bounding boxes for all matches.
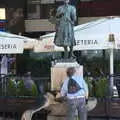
[54,0,77,59]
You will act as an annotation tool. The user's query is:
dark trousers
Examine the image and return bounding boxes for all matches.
[67,97,87,120]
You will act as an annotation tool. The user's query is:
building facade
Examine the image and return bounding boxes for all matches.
[1,0,120,36]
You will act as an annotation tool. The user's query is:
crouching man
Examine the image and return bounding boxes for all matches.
[60,67,89,120]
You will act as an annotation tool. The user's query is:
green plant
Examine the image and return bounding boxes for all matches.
[7,78,38,97]
[95,77,108,98]
[17,80,38,96]
[17,80,27,96]
[31,84,38,96]
[7,78,17,96]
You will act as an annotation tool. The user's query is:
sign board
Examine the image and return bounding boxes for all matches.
[0,8,6,20]
[0,38,24,53]
[0,20,6,31]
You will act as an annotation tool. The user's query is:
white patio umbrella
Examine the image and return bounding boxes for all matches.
[0,31,38,92]
[0,31,38,54]
[34,16,120,90]
[34,17,114,53]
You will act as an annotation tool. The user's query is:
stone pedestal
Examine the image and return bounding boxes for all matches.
[51,59,83,91]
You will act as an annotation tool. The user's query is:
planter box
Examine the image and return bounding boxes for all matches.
[0,96,39,113]
[107,98,120,118]
[88,99,107,117]
[88,98,120,118]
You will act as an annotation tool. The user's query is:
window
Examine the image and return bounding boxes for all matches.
[27,0,56,19]
[26,0,67,19]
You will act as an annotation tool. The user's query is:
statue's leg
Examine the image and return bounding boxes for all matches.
[63,46,68,59]
[69,46,76,58]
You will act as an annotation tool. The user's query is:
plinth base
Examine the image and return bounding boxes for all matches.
[52,58,76,63]
[51,59,83,91]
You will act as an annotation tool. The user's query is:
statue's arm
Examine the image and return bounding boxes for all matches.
[56,7,64,18]
[71,6,77,23]
[48,7,62,24]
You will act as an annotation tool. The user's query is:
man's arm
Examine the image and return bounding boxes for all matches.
[82,79,89,98]
[60,80,68,97]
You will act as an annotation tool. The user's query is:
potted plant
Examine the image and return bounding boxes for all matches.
[87,77,108,117]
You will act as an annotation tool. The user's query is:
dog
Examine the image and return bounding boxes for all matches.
[45,92,97,120]
[44,92,97,113]
[21,92,97,120]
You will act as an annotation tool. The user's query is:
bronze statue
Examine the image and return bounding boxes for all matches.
[53,0,77,59]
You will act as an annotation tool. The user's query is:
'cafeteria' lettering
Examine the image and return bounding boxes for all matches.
[76,40,98,45]
[0,44,17,49]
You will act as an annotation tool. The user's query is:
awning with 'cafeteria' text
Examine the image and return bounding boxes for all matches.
[34,17,120,52]
[0,38,24,53]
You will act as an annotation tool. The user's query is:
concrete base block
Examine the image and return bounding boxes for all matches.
[51,61,83,91]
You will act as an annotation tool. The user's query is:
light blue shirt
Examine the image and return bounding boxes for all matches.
[60,75,88,98]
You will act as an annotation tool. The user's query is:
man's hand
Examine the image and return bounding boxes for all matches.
[55,92,67,102]
[55,96,67,102]
[86,98,88,104]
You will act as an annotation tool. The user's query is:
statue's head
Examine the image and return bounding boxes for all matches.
[63,0,70,4]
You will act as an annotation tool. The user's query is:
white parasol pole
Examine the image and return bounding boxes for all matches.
[110,49,114,75]
[109,48,114,97]
[110,49,114,80]
[109,33,115,96]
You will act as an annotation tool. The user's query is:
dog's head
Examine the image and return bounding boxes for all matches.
[44,92,60,106]
[86,97,97,111]
[44,92,55,101]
